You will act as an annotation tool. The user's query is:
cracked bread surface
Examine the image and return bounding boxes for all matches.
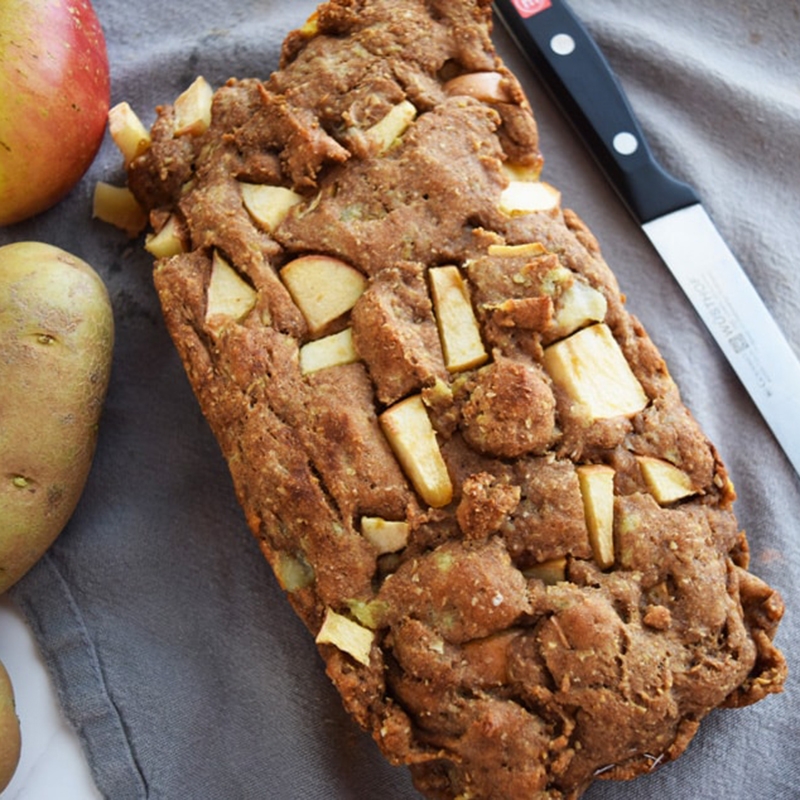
[125,1,786,797]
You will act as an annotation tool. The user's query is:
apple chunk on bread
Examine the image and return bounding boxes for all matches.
[205,251,257,330]
[299,328,359,375]
[443,71,513,103]
[173,76,213,136]
[360,517,410,555]
[240,183,303,233]
[316,608,374,667]
[429,266,488,373]
[280,255,367,335]
[145,214,185,259]
[364,100,417,154]
[487,242,548,259]
[543,323,648,421]
[637,456,698,505]
[577,464,616,569]
[524,557,567,586]
[550,279,608,339]
[500,180,561,215]
[380,394,453,509]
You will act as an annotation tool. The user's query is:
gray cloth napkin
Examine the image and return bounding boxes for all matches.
[1,0,797,798]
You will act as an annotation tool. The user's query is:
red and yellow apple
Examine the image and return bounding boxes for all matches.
[0,0,110,226]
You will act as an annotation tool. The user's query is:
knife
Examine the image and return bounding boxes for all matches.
[493,0,800,478]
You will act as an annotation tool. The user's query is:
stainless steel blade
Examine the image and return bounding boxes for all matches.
[644,204,800,475]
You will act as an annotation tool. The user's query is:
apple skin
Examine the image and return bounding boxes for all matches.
[0,0,110,226]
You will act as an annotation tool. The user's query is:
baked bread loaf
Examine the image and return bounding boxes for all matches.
[119,1,787,797]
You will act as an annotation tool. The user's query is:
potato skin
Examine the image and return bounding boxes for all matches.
[0,242,114,593]
[0,658,21,792]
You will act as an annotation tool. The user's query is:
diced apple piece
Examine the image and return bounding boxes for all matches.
[108,101,151,165]
[145,214,185,258]
[500,180,561,216]
[205,251,257,329]
[240,183,303,233]
[274,552,315,593]
[174,76,213,136]
[92,181,147,237]
[299,328,359,375]
[360,517,410,555]
[577,465,616,569]
[365,100,417,154]
[429,266,488,373]
[443,72,512,103]
[502,162,542,182]
[637,456,697,505]
[487,242,548,259]
[550,279,608,339]
[543,323,649,421]
[300,10,319,36]
[539,265,574,298]
[380,394,453,509]
[315,608,374,667]
[280,255,367,335]
[524,557,567,586]
[347,598,390,630]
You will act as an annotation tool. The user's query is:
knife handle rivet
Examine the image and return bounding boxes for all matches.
[550,33,576,56]
[613,131,639,156]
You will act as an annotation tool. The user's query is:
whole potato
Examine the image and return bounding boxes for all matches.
[0,242,113,593]
[0,658,21,792]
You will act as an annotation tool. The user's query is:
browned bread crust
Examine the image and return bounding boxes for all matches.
[126,1,786,797]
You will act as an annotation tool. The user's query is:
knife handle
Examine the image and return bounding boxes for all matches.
[493,0,699,224]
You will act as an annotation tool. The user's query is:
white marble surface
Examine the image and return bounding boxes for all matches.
[0,595,100,800]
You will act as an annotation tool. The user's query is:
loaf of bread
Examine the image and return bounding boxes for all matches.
[121,1,786,797]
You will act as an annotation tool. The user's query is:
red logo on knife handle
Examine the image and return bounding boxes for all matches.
[510,0,552,18]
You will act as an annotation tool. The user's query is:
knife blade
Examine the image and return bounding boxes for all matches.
[493,0,800,478]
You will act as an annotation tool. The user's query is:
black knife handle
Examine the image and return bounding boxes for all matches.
[493,0,699,223]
